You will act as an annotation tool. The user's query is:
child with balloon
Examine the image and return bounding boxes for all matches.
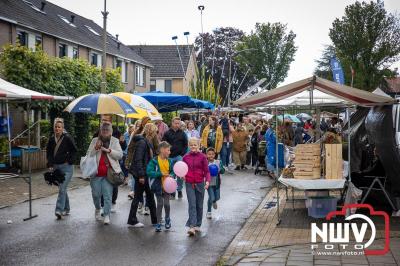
[182,137,210,236]
[146,141,176,232]
[205,147,225,219]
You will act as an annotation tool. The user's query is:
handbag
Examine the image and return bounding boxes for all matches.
[80,155,98,177]
[104,153,125,186]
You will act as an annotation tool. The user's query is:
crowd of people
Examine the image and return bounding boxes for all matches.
[45,112,343,235]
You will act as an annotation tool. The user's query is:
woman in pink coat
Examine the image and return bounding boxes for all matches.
[182,137,210,236]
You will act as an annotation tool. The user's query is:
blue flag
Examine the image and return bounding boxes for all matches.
[330,57,345,85]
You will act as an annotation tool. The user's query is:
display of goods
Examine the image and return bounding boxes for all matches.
[293,144,321,179]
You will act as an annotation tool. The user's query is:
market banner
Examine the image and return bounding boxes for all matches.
[330,57,345,85]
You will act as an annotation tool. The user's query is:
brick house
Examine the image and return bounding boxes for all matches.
[129,45,198,95]
[0,0,152,93]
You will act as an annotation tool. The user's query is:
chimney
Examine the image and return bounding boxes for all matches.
[116,34,119,40]
[40,1,46,11]
[70,15,75,24]
[117,42,120,50]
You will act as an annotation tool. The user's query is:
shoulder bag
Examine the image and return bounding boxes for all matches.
[104,152,125,186]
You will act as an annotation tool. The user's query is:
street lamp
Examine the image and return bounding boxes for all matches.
[183,31,190,54]
[172,36,186,80]
[198,5,205,69]
[101,0,109,93]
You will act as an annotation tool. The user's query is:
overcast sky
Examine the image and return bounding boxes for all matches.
[49,0,400,86]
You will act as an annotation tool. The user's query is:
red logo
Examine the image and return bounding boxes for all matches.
[325,204,390,256]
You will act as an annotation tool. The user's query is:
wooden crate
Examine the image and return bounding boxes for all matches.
[293,144,321,179]
[325,144,343,179]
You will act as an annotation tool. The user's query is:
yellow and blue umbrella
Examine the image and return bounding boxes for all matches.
[111,92,162,120]
[64,93,137,115]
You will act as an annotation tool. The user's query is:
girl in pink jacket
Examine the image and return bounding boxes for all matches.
[182,137,210,236]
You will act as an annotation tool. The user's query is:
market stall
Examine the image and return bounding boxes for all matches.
[234,76,397,223]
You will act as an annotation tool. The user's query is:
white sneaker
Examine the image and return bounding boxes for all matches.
[194,226,201,232]
[213,202,218,210]
[103,215,110,225]
[95,209,102,221]
[143,207,150,215]
[130,222,144,228]
[187,227,196,236]
[111,204,116,213]
[206,212,212,219]
[55,211,62,220]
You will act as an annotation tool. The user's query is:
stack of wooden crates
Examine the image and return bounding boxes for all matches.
[293,144,321,179]
[324,144,343,179]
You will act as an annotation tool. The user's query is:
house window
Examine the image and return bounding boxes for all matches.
[85,25,100,36]
[135,66,145,86]
[150,80,156,91]
[116,59,122,69]
[58,15,76,28]
[124,62,128,83]
[90,52,98,66]
[35,35,42,48]
[116,59,127,83]
[72,47,79,59]
[17,31,28,47]
[59,43,67,57]
[165,80,172,93]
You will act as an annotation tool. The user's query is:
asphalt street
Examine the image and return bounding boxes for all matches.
[0,170,272,266]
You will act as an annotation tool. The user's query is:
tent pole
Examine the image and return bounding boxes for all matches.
[6,101,12,167]
[316,107,321,141]
[347,107,351,183]
[24,101,38,221]
[275,107,281,225]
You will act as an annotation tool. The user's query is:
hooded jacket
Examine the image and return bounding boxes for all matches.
[182,151,210,184]
[129,135,153,178]
[146,156,174,196]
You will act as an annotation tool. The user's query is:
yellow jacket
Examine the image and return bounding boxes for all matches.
[201,125,223,153]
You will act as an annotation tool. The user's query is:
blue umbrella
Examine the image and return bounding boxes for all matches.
[64,93,137,114]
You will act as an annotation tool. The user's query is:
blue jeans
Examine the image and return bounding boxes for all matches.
[171,155,183,192]
[90,176,113,216]
[207,186,220,212]
[220,142,232,167]
[185,182,205,228]
[54,163,73,213]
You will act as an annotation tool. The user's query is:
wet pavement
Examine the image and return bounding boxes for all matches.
[0,170,272,266]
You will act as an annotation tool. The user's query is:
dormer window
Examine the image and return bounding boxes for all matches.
[85,25,100,36]
[23,0,46,14]
[58,15,76,27]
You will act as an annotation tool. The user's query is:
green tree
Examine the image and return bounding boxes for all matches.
[0,45,125,162]
[235,22,297,91]
[189,67,222,105]
[194,27,256,101]
[328,0,400,91]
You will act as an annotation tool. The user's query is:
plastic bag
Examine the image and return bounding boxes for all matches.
[80,155,97,178]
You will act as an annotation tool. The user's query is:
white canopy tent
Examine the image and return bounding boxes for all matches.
[235,76,396,108]
[234,76,397,224]
[0,77,72,221]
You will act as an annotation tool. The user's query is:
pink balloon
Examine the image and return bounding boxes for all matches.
[163,177,177,194]
[173,161,188,178]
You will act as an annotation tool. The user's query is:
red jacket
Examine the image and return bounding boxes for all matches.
[183,151,210,184]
